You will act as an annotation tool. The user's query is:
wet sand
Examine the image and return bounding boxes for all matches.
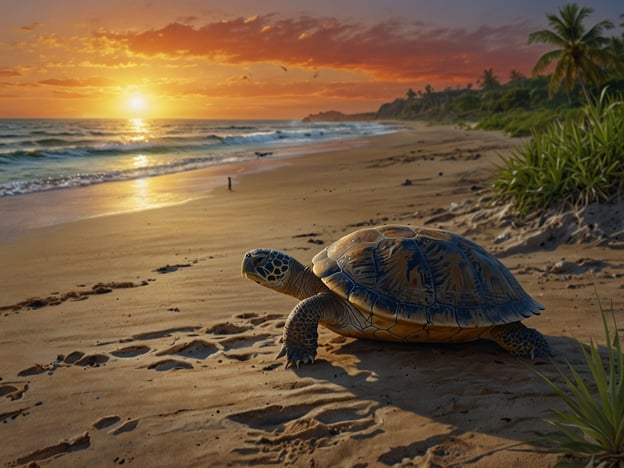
[1,121,623,467]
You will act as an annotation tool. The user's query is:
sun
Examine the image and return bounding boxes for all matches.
[118,89,166,118]
[128,94,146,113]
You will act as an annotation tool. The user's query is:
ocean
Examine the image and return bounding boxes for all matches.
[0,119,400,197]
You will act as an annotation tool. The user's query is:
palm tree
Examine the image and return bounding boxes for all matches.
[509,69,526,83]
[528,3,613,104]
[607,14,624,79]
[480,68,500,90]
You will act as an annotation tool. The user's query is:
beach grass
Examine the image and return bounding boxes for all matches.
[476,108,577,137]
[493,89,624,216]
[536,301,624,465]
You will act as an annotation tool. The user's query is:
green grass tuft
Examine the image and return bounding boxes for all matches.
[493,89,624,216]
[535,300,624,465]
[477,108,572,137]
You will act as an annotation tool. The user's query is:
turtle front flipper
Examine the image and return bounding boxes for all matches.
[277,293,346,368]
[490,322,552,359]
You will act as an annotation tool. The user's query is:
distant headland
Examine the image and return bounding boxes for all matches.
[302,110,376,122]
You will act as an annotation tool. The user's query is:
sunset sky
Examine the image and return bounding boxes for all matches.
[1,0,622,119]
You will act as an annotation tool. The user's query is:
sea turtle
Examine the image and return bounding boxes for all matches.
[242,225,550,367]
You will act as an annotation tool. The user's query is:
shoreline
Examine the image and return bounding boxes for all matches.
[0,118,400,198]
[0,129,390,243]
[0,155,283,243]
[1,121,623,467]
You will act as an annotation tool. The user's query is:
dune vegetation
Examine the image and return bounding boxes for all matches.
[493,89,624,216]
[379,3,624,216]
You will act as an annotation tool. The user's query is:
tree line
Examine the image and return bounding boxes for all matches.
[386,3,624,135]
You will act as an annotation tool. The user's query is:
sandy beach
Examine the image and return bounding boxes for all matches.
[1,122,623,467]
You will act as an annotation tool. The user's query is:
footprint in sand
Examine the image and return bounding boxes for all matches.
[234,312,284,326]
[1,401,42,423]
[228,399,379,462]
[204,322,252,335]
[219,334,272,350]
[17,352,109,378]
[221,339,273,362]
[203,315,285,363]
[223,352,256,362]
[377,433,470,466]
[74,354,109,367]
[204,315,284,338]
[93,415,139,439]
[114,315,286,369]
[17,364,51,377]
[92,415,122,430]
[63,351,86,364]
[111,345,151,358]
[60,351,109,367]
[228,400,375,433]
[145,359,194,371]
[228,404,304,430]
[1,281,146,314]
[132,326,202,341]
[153,263,193,274]
[206,323,275,362]
[1,407,29,423]
[0,381,29,400]
[110,419,139,435]
[156,339,218,360]
[12,432,90,466]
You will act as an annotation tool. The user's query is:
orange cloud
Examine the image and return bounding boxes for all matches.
[52,90,90,98]
[38,77,118,87]
[0,69,22,77]
[18,22,44,32]
[175,16,200,25]
[102,15,539,83]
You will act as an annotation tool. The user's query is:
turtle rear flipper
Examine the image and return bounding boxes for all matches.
[489,322,552,358]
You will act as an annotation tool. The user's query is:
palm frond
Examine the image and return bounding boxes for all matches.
[549,55,574,95]
[529,29,566,47]
[581,20,615,46]
[532,49,563,75]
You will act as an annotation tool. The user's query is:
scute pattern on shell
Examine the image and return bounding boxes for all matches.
[312,225,544,328]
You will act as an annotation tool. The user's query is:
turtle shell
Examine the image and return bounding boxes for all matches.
[312,225,543,329]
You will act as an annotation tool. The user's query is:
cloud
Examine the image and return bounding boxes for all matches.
[101,14,539,83]
[52,90,89,98]
[18,22,44,32]
[0,69,22,77]
[175,15,200,25]
[38,77,118,87]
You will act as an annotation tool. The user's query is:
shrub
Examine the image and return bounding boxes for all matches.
[493,89,624,216]
[498,88,531,111]
[452,93,481,114]
[477,109,566,136]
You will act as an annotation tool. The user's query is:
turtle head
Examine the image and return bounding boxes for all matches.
[242,249,295,290]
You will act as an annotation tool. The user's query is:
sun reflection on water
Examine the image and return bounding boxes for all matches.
[128,118,148,143]
[116,118,185,213]
[131,178,152,211]
[130,117,147,131]
[123,118,151,210]
[133,154,149,168]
